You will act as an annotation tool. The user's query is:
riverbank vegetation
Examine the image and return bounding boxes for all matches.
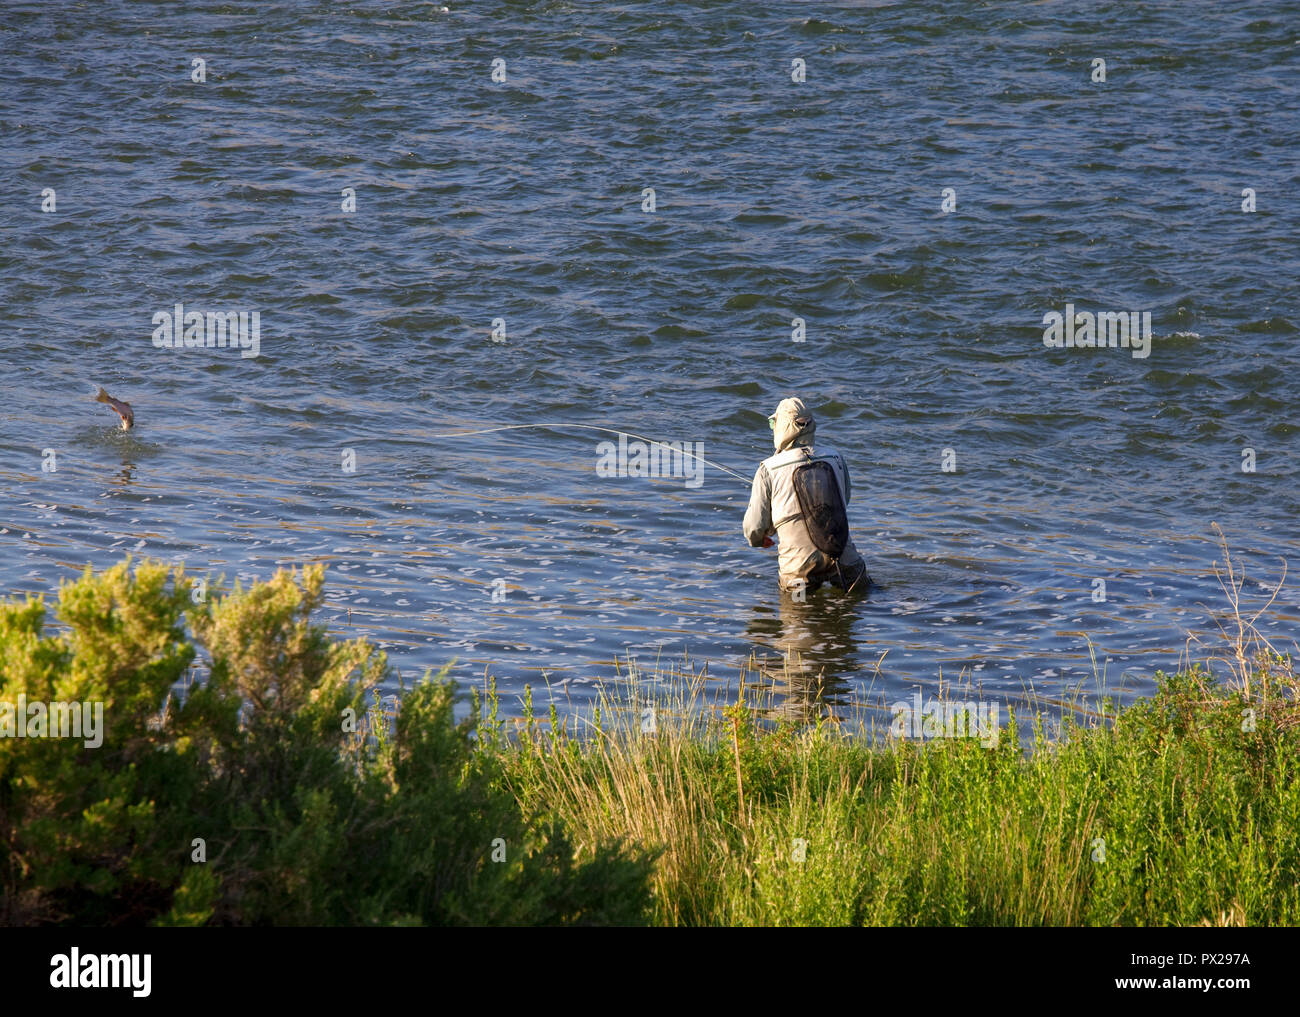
[2,554,1296,925]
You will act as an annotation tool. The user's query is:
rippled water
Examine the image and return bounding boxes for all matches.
[3,1,1298,723]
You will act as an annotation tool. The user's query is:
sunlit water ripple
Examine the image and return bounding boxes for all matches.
[2,1,1298,723]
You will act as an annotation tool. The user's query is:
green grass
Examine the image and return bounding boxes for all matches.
[484,650,1300,926]
[2,551,1296,926]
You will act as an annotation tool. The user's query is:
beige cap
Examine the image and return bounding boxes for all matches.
[771,396,815,451]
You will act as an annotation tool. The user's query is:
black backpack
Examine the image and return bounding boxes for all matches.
[791,458,849,561]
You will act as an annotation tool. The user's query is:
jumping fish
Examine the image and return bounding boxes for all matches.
[94,387,134,430]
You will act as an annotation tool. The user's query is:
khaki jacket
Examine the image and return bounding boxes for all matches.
[743,441,864,586]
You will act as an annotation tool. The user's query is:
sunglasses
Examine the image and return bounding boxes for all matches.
[768,415,776,430]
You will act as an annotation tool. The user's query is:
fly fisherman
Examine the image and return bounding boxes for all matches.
[743,397,869,594]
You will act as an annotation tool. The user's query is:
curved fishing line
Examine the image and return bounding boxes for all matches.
[423,422,754,486]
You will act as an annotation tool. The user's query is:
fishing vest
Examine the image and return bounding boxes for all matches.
[762,444,850,561]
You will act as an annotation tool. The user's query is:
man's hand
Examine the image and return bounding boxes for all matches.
[761,536,775,548]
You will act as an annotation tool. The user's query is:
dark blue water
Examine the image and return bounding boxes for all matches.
[2,1,1298,722]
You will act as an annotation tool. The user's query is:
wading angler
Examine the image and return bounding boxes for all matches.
[1042,303,1152,359]
[152,303,261,358]
[595,434,705,488]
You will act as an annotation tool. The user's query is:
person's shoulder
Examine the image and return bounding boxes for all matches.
[759,449,795,472]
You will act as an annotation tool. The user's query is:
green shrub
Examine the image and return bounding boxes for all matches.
[0,558,652,926]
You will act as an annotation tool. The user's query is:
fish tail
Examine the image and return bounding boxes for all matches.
[95,387,110,403]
